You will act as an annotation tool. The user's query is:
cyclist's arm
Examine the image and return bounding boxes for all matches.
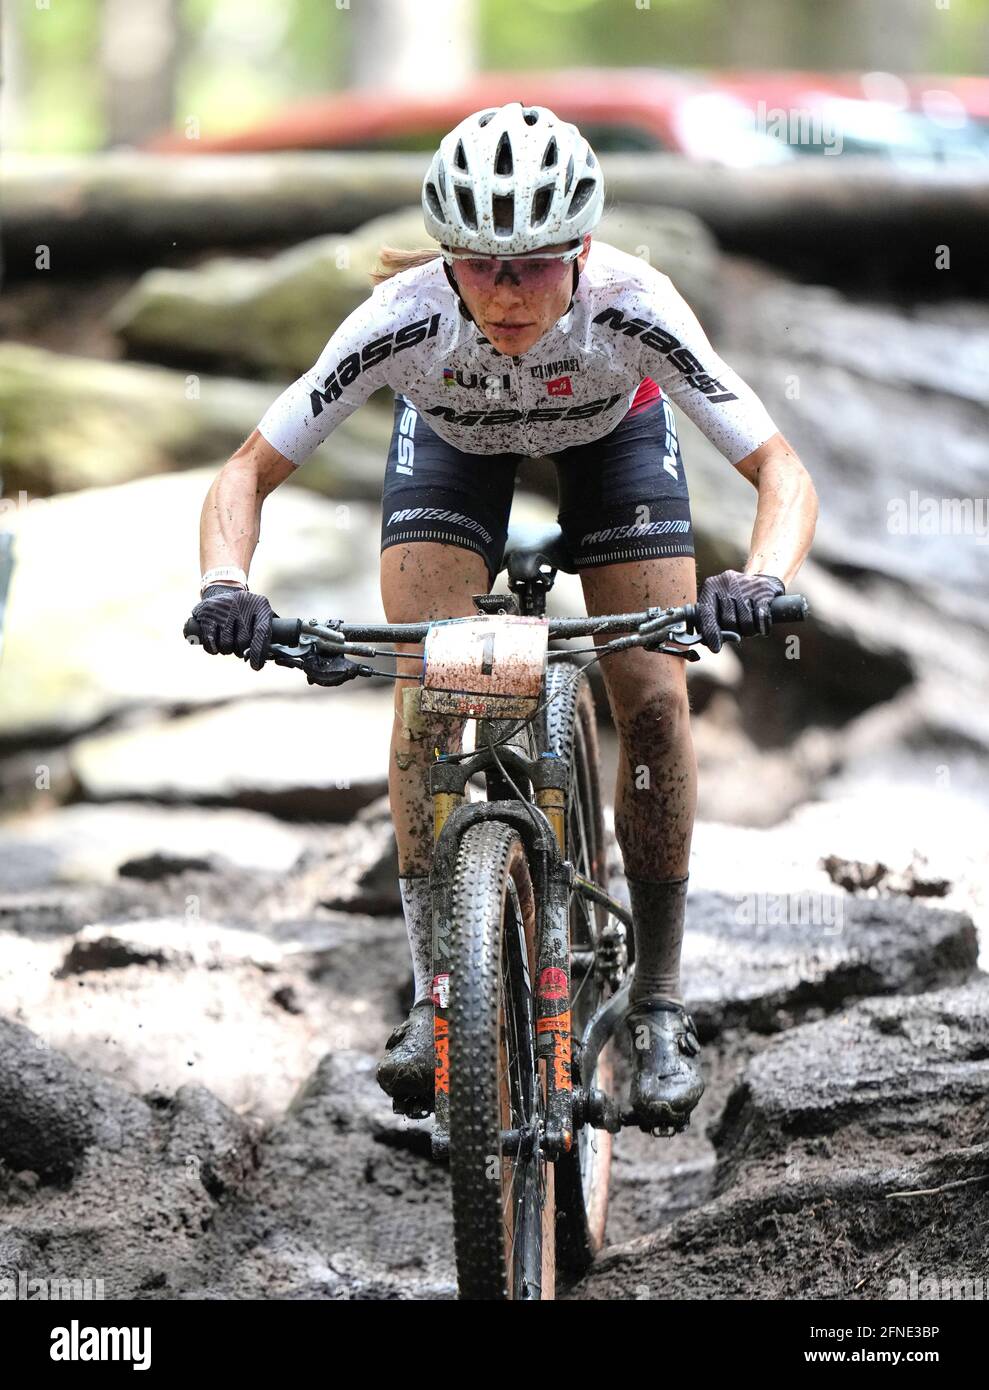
[199,429,295,585]
[633,273,817,584]
[734,433,818,587]
[629,272,782,465]
[199,286,413,587]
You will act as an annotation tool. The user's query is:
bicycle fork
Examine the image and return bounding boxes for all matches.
[427,744,576,1163]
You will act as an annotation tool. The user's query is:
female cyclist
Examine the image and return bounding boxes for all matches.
[190,102,818,1133]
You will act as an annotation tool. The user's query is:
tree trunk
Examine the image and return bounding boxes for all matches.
[2,151,986,292]
[101,0,182,150]
[349,0,477,94]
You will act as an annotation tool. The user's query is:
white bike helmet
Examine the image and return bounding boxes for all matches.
[422,101,604,254]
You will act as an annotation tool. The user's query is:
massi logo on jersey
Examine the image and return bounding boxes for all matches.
[593,307,739,403]
[310,313,442,419]
[423,393,623,429]
[530,357,581,380]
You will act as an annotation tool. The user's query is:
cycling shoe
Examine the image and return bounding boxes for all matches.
[625,996,704,1135]
[376,998,434,1116]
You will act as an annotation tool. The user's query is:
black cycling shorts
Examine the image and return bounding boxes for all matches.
[380,381,694,586]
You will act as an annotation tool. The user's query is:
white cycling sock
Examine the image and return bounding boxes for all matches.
[399,873,433,1006]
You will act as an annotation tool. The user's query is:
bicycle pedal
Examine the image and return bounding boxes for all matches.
[391,1096,434,1120]
[647,1114,691,1139]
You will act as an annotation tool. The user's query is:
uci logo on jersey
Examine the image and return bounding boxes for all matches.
[592,307,739,403]
[310,313,442,418]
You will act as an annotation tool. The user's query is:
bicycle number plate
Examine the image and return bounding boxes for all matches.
[421,615,549,718]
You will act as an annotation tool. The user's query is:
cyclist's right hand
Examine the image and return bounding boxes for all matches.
[190,585,275,671]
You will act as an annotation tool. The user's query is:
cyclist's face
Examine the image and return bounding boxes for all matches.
[449,234,592,356]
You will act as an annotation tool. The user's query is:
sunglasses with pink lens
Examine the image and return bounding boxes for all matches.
[442,244,582,288]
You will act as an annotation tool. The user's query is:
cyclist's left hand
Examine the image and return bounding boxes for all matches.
[695,569,785,653]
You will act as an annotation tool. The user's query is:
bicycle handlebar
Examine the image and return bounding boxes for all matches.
[185,593,807,650]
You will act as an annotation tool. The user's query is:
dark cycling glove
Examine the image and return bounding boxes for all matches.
[191,585,275,672]
[695,570,785,654]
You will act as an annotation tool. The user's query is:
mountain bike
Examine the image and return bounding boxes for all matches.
[184,521,807,1300]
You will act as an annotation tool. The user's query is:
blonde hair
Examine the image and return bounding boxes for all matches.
[369,245,443,286]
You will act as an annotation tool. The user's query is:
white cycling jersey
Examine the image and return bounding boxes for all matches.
[256,239,779,467]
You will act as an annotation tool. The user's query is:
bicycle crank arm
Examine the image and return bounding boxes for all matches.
[579,978,631,1086]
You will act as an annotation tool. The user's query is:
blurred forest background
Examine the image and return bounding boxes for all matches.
[2,0,989,153]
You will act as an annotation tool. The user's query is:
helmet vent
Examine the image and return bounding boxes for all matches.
[453,139,468,171]
[530,185,553,228]
[455,185,478,229]
[522,108,540,126]
[437,164,446,200]
[567,178,597,219]
[494,132,513,176]
[478,110,496,127]
[586,149,596,168]
[492,193,515,236]
[564,154,575,194]
[424,182,444,220]
[541,137,557,168]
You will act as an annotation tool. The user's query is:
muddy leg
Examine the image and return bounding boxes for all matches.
[380,541,493,875]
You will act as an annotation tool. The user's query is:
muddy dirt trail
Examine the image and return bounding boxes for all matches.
[1,794,985,1300]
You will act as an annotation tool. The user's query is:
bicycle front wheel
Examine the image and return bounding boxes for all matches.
[448,820,555,1300]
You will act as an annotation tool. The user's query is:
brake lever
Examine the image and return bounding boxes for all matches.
[643,638,700,662]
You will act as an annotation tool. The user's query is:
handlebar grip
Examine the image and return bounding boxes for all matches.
[183,615,302,646]
[769,594,809,623]
[270,617,302,645]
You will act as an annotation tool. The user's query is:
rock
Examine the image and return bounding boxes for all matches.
[110,204,719,377]
[118,851,217,880]
[2,900,412,1121]
[0,342,395,500]
[0,803,322,886]
[111,206,425,377]
[162,1083,259,1200]
[67,692,393,819]
[687,790,989,958]
[0,885,125,937]
[57,919,283,976]
[678,894,977,1037]
[568,1143,989,1301]
[0,343,274,496]
[711,978,989,1193]
[0,1016,152,1182]
[295,800,400,914]
[58,933,178,976]
[821,852,951,899]
[0,466,387,750]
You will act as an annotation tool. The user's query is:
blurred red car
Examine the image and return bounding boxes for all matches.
[146,68,789,166]
[147,67,989,167]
